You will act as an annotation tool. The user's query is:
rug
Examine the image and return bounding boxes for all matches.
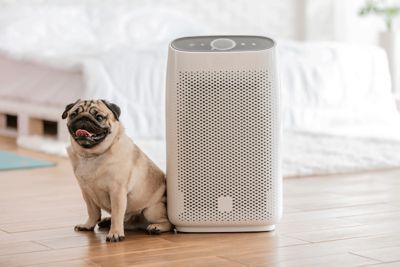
[0,150,55,171]
[281,131,400,177]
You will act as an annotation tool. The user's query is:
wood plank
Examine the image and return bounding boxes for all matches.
[102,256,245,267]
[34,235,106,250]
[0,214,85,233]
[339,211,400,225]
[283,222,400,243]
[367,262,400,266]
[281,204,400,223]
[0,227,84,244]
[351,246,400,262]
[301,233,400,252]
[74,231,304,266]
[28,260,100,267]
[220,233,400,265]
[161,232,308,247]
[0,236,183,266]
[88,242,256,266]
[269,253,379,267]
[276,218,362,234]
[0,241,49,256]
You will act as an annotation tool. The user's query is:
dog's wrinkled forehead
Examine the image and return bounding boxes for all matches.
[62,99,121,121]
[73,100,106,116]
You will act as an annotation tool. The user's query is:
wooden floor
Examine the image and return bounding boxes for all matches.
[0,137,400,267]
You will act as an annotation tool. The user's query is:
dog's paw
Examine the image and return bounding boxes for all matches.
[146,224,162,235]
[74,224,95,231]
[98,217,112,228]
[106,230,125,242]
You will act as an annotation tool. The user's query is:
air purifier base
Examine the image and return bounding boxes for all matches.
[176,225,275,233]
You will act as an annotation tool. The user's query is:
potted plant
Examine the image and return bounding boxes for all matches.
[359,0,400,94]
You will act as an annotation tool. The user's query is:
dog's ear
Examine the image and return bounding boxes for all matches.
[62,99,80,119]
[101,99,121,121]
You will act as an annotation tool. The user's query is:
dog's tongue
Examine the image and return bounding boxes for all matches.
[75,129,93,137]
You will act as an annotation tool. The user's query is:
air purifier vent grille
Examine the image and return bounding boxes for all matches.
[176,69,278,223]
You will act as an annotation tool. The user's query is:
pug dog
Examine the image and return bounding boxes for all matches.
[62,99,172,242]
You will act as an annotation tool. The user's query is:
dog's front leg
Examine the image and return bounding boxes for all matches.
[106,189,127,242]
[75,190,101,231]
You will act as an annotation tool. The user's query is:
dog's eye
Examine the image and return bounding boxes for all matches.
[96,115,104,122]
[70,112,77,119]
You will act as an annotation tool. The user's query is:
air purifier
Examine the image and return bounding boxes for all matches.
[166,36,281,232]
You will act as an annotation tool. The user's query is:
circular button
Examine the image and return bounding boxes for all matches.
[210,38,236,51]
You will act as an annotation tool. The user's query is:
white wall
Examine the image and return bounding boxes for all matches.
[0,0,396,45]
[303,0,400,93]
[154,0,305,40]
[333,0,385,45]
[304,0,398,45]
[0,0,305,41]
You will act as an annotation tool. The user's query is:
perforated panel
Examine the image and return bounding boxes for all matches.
[176,69,278,224]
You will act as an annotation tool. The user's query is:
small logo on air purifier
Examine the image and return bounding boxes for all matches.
[218,196,233,212]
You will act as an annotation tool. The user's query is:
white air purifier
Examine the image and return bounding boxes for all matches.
[166,36,282,232]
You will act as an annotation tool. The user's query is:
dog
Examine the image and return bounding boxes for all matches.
[62,99,172,242]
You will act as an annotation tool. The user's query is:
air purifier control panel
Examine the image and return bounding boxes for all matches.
[172,35,274,52]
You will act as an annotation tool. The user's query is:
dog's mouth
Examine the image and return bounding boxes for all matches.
[68,117,109,148]
[75,129,106,140]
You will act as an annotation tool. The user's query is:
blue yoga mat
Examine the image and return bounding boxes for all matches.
[0,150,56,171]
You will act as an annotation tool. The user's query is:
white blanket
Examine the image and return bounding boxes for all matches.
[280,41,400,140]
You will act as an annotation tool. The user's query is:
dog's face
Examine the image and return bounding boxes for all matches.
[62,99,121,153]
